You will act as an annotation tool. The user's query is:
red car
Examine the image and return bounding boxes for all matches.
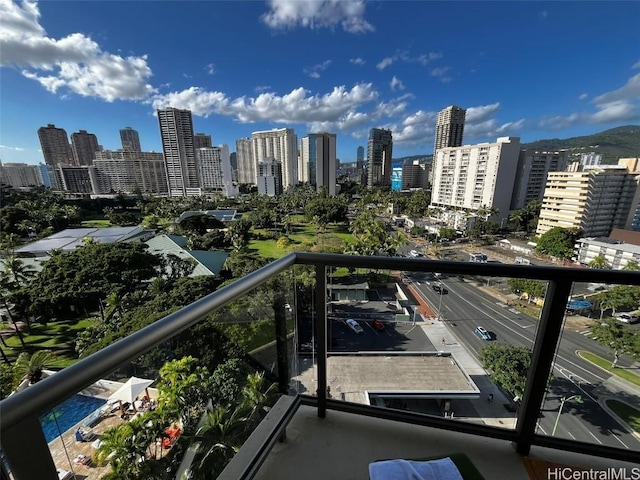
[372,320,385,331]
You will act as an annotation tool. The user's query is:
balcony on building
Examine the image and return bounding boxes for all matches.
[1,253,639,479]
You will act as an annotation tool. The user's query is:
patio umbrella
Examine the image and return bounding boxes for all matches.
[108,376,154,413]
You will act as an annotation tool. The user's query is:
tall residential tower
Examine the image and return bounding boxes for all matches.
[120,127,141,152]
[71,130,100,166]
[157,107,200,196]
[37,124,73,166]
[433,106,466,183]
[300,133,337,195]
[367,128,393,189]
[251,128,298,188]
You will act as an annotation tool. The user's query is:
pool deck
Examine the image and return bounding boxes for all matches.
[48,381,160,479]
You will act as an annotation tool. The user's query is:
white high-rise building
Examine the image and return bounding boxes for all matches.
[257,157,283,196]
[252,128,298,188]
[431,137,521,219]
[536,166,640,237]
[157,107,200,196]
[197,145,236,197]
[0,162,43,187]
[299,133,337,195]
[93,150,167,194]
[236,137,255,184]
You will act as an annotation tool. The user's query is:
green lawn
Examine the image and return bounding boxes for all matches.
[3,318,99,367]
[605,399,640,433]
[80,219,112,228]
[578,351,640,387]
[249,222,354,259]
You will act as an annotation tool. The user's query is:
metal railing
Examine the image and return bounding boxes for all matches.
[2,252,640,479]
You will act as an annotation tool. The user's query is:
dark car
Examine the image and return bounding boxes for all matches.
[372,320,385,331]
[432,284,448,294]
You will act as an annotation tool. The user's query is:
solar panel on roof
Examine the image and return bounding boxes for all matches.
[88,226,139,237]
[47,228,97,239]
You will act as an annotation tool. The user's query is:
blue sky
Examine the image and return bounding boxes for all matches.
[1,0,639,165]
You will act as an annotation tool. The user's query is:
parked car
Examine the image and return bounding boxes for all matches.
[474,326,491,340]
[614,312,640,324]
[372,320,385,331]
[432,284,448,294]
[409,250,424,258]
[345,319,364,334]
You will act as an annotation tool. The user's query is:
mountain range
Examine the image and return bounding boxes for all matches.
[390,126,640,164]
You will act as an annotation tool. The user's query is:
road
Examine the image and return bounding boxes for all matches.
[408,271,640,450]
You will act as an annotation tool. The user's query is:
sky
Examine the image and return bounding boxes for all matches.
[1,0,639,165]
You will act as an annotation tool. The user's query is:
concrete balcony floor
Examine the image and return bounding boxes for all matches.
[254,405,638,480]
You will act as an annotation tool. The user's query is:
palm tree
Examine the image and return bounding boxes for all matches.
[192,405,249,479]
[509,209,525,231]
[13,350,56,384]
[622,261,639,271]
[240,372,279,423]
[588,254,610,269]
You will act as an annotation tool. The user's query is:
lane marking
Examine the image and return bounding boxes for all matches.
[609,430,630,449]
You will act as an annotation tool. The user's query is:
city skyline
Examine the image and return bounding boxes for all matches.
[1,1,639,165]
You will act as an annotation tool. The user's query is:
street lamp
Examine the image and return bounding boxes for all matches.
[552,394,583,436]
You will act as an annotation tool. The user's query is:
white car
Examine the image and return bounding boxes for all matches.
[345,319,364,334]
[614,312,640,324]
[409,250,423,258]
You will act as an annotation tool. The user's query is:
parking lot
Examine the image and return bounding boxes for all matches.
[328,318,434,352]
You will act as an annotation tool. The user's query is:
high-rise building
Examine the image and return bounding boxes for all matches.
[120,127,141,152]
[402,160,428,190]
[433,106,466,183]
[157,107,200,196]
[431,137,521,218]
[257,157,283,196]
[252,128,298,188]
[367,128,393,189]
[510,150,569,210]
[93,150,168,194]
[300,133,337,195]
[37,124,73,166]
[580,152,602,168]
[236,138,255,184]
[55,165,98,193]
[197,145,235,197]
[536,166,640,237]
[71,130,100,166]
[194,133,212,150]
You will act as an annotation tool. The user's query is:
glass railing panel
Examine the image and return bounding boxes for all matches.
[539,281,640,455]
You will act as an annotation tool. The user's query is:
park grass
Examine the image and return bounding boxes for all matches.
[605,399,640,433]
[579,351,640,387]
[80,219,112,228]
[3,318,99,366]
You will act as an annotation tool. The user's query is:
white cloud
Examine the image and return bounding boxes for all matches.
[0,144,25,151]
[350,57,365,66]
[376,50,442,70]
[150,83,379,126]
[255,85,272,93]
[579,93,588,100]
[376,57,394,70]
[389,76,405,91]
[496,119,526,134]
[0,0,154,102]
[205,63,216,75]
[261,0,374,33]
[466,103,500,123]
[303,59,332,78]
[431,66,451,83]
[539,72,640,129]
[633,60,640,70]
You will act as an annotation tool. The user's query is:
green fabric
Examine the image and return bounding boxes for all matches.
[372,452,485,480]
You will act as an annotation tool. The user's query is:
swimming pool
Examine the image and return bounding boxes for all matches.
[40,394,106,443]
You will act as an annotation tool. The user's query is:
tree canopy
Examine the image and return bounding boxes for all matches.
[535,227,581,259]
[480,342,531,398]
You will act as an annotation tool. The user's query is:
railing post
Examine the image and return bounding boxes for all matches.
[314,264,327,418]
[515,278,573,455]
[1,415,57,479]
[274,295,289,395]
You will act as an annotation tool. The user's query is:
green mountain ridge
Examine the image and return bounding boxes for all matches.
[392,126,640,164]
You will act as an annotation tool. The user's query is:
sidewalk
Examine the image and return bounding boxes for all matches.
[417,318,518,428]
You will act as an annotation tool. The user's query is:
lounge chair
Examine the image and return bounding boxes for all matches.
[75,428,92,442]
[82,408,103,428]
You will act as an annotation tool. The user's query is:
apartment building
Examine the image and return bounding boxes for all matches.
[120,127,141,152]
[157,107,200,196]
[299,133,337,195]
[197,145,235,197]
[252,128,298,188]
[236,138,255,184]
[0,162,43,187]
[536,166,640,237]
[193,133,212,150]
[37,124,73,166]
[71,130,100,166]
[431,106,466,183]
[367,128,393,189]
[431,137,521,218]
[93,150,168,194]
[257,157,283,196]
[510,150,568,210]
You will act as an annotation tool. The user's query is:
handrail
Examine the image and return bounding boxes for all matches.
[0,253,296,430]
[2,251,640,478]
